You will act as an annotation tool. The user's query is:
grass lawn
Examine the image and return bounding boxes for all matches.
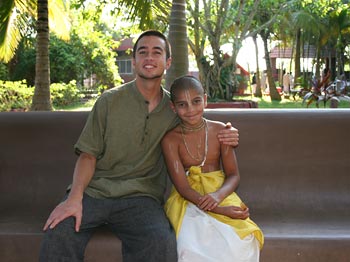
[234,95,350,109]
[54,94,350,111]
[54,98,97,111]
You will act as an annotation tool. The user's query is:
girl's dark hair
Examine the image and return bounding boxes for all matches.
[170,75,205,102]
[133,30,171,59]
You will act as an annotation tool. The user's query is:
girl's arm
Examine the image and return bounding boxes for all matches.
[161,134,204,206]
[208,143,240,202]
[198,144,249,219]
[197,142,240,210]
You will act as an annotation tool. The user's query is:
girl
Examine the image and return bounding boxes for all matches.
[162,75,264,262]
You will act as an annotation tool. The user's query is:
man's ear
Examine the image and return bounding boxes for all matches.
[204,94,208,108]
[165,57,172,70]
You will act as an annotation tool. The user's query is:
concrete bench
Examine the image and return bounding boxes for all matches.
[1,109,349,262]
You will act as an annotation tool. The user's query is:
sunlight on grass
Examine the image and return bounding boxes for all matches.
[54,98,97,111]
[234,95,350,108]
[54,94,350,111]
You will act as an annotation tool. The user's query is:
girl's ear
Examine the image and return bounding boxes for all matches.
[204,94,208,108]
[170,101,177,113]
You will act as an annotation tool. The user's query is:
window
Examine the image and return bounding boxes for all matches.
[117,59,132,74]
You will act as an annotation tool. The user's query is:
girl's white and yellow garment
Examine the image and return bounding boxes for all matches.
[165,166,264,262]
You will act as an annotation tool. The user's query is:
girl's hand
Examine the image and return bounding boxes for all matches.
[198,193,220,211]
[223,206,250,219]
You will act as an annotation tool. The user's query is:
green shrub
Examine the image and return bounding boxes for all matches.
[50,80,84,107]
[0,80,86,111]
[0,63,9,80]
[0,80,34,111]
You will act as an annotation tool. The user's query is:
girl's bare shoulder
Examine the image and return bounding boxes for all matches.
[162,125,182,143]
[205,119,226,132]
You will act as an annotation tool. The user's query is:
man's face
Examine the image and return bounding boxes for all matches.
[133,35,171,80]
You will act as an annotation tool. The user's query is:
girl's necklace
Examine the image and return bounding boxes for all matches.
[181,118,208,166]
[180,118,206,132]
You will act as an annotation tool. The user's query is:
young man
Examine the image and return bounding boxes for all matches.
[39,30,239,262]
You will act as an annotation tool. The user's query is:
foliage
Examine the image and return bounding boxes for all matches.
[69,4,123,88]
[187,0,264,101]
[8,39,36,85]
[302,73,350,107]
[0,0,70,63]
[0,80,86,111]
[0,80,34,111]
[0,63,9,80]
[2,5,124,89]
[50,80,84,107]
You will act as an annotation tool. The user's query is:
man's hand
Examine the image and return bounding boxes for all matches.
[217,122,239,147]
[43,199,82,232]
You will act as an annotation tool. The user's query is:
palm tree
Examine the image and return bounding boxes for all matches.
[252,33,262,97]
[118,0,188,89]
[165,0,188,89]
[2,0,189,108]
[254,0,284,101]
[260,27,281,101]
[327,8,350,78]
[31,0,50,110]
[0,0,69,110]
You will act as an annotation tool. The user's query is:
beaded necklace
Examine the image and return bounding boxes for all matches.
[181,118,208,167]
[180,118,206,132]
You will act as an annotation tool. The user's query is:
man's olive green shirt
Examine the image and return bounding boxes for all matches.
[74,80,178,203]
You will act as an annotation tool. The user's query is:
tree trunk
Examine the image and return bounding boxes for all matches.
[252,34,262,97]
[31,0,52,110]
[262,32,281,101]
[165,0,189,90]
[294,28,301,83]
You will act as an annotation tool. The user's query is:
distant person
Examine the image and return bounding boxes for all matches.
[283,71,290,95]
[162,75,264,262]
[261,71,268,93]
[251,72,257,95]
[289,72,294,90]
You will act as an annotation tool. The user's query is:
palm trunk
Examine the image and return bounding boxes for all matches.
[165,0,189,90]
[262,32,281,101]
[252,34,262,97]
[294,29,301,83]
[31,0,52,111]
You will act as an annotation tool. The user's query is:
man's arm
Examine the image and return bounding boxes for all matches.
[43,152,96,232]
[217,122,239,147]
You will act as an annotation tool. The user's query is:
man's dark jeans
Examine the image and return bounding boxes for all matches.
[39,194,177,262]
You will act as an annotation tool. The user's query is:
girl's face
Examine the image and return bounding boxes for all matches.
[171,87,207,127]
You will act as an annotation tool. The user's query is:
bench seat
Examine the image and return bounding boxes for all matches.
[1,109,349,262]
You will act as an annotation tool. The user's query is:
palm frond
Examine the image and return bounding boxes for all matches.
[0,0,32,62]
[118,0,171,30]
[0,0,70,62]
[49,0,70,40]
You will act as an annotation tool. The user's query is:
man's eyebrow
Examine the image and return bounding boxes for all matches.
[137,45,164,52]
